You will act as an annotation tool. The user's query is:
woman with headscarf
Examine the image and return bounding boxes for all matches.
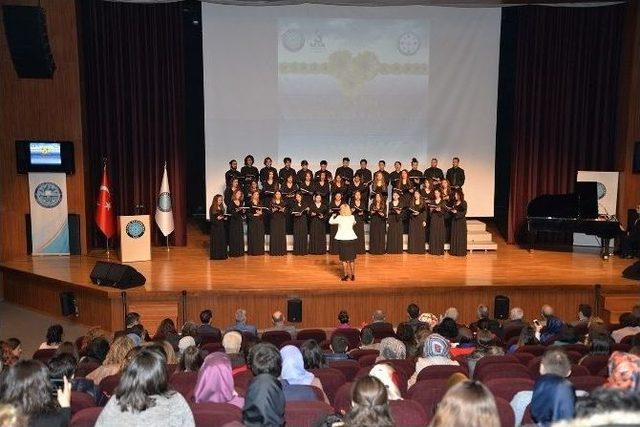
[369,364,402,401]
[409,334,459,387]
[242,373,285,427]
[279,345,328,402]
[375,337,406,362]
[530,374,576,426]
[193,353,244,408]
[604,351,640,390]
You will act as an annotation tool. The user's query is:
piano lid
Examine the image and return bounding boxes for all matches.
[527,194,580,219]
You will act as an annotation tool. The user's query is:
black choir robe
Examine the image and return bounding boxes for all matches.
[313,180,331,205]
[314,169,333,182]
[350,200,366,254]
[328,201,342,254]
[395,180,415,206]
[354,168,372,184]
[269,200,287,255]
[331,183,348,204]
[279,166,297,184]
[449,201,468,256]
[371,183,388,200]
[259,166,277,185]
[246,202,266,256]
[408,169,423,188]
[308,202,328,254]
[240,165,259,190]
[369,203,387,255]
[261,181,279,205]
[376,170,390,187]
[227,201,245,257]
[429,200,447,255]
[445,166,465,187]
[209,206,228,260]
[296,168,313,184]
[386,201,404,254]
[298,181,315,204]
[424,166,445,183]
[291,201,309,255]
[335,166,354,184]
[225,168,242,186]
[388,170,402,189]
[407,201,426,254]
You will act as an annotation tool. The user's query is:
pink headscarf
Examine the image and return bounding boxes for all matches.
[193,352,244,408]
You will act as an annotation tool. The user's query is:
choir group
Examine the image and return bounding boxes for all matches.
[209,156,468,260]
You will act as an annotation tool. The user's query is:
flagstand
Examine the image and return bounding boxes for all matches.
[105,237,112,257]
[165,236,170,252]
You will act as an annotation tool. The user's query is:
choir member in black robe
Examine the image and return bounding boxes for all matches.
[281,175,297,234]
[388,161,403,189]
[335,157,354,185]
[209,195,228,260]
[421,179,435,201]
[328,193,344,254]
[349,175,369,210]
[395,170,414,206]
[354,159,372,184]
[369,193,387,255]
[408,158,423,189]
[371,172,388,200]
[298,171,315,205]
[291,192,309,255]
[308,193,328,254]
[247,191,266,256]
[445,157,465,188]
[428,189,447,256]
[424,158,445,184]
[269,191,287,256]
[279,157,297,184]
[407,191,426,254]
[240,155,259,191]
[227,190,246,257]
[440,179,452,242]
[350,190,366,254]
[296,160,312,184]
[225,159,242,186]
[449,189,468,256]
[313,172,331,205]
[376,160,390,187]
[224,178,241,207]
[259,157,277,185]
[261,170,279,205]
[244,180,259,201]
[331,175,348,204]
[386,192,404,254]
[314,160,333,182]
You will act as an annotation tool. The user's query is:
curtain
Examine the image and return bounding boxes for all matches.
[502,4,625,244]
[81,0,187,246]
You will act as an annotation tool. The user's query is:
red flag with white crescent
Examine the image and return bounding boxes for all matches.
[95,164,116,239]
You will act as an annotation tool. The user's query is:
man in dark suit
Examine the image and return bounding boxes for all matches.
[445,157,465,188]
[364,309,394,340]
[469,304,501,335]
[197,309,222,340]
[226,308,258,336]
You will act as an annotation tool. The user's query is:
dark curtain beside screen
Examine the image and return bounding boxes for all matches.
[81,0,187,246]
[498,4,625,244]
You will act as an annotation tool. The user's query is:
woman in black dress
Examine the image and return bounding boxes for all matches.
[209,195,228,260]
[298,171,315,205]
[269,191,287,256]
[291,192,309,255]
[449,189,468,256]
[308,193,328,254]
[371,171,388,201]
[261,170,279,205]
[227,189,246,257]
[329,192,344,254]
[246,191,265,256]
[369,193,387,255]
[331,174,348,204]
[350,175,368,210]
[428,188,446,256]
[244,180,259,201]
[281,175,297,234]
[407,190,426,254]
[350,190,366,254]
[396,169,414,206]
[224,178,240,207]
[386,191,404,254]
[313,171,331,205]
[240,155,259,193]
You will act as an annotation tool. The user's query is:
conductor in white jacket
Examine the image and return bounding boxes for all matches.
[329,203,358,281]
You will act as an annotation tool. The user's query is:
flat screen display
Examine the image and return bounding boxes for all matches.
[16,140,74,174]
[29,142,62,165]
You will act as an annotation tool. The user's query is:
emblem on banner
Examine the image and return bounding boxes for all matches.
[158,192,172,213]
[126,220,146,239]
[397,32,420,56]
[34,182,63,208]
[596,182,607,200]
[281,29,305,52]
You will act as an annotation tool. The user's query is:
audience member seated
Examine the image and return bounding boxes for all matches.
[180,321,199,343]
[406,303,426,332]
[225,309,258,336]
[95,347,195,427]
[554,325,581,346]
[571,303,592,330]
[414,325,433,355]
[342,376,394,427]
[511,349,573,426]
[503,307,527,330]
[508,325,539,353]
[376,337,406,362]
[178,336,196,356]
[409,334,459,387]
[87,336,135,385]
[369,364,402,401]
[118,312,141,338]
[418,313,439,331]
[301,340,327,369]
[0,359,72,427]
[365,310,394,338]
[465,331,504,377]
[236,334,260,375]
[6,338,22,362]
[603,351,640,391]
[179,345,204,372]
[537,305,563,343]
[126,324,145,347]
[562,388,640,426]
[395,322,418,358]
[451,330,479,358]
[55,341,79,361]
[279,345,328,402]
[611,312,640,343]
[430,380,500,427]
[469,305,501,335]
[0,404,24,426]
[154,319,180,349]
[579,332,612,364]
[39,324,64,350]
[0,342,17,370]
[531,368,576,425]
[443,307,459,323]
[353,327,378,352]
[197,309,221,338]
[336,310,352,329]
[587,316,609,335]
[325,335,351,363]
[78,337,110,366]
[243,345,286,426]
[262,310,297,338]
[222,332,244,369]
[434,317,459,342]
[193,353,244,408]
[49,353,99,403]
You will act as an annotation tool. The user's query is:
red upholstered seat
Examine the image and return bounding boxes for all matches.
[198,331,222,345]
[503,325,525,343]
[513,352,535,366]
[416,364,468,382]
[32,348,57,363]
[357,354,378,367]
[579,354,610,376]
[328,359,360,382]
[261,330,293,348]
[333,382,353,413]
[310,367,346,405]
[201,342,224,354]
[527,356,543,378]
[476,363,531,382]
[382,358,416,378]
[233,369,254,395]
[70,407,103,427]
[297,329,327,343]
[569,375,606,392]
[495,397,516,427]
[348,348,379,361]
[70,391,96,415]
[522,404,534,425]
[612,343,632,352]
[569,365,590,377]
[330,328,361,350]
[407,379,448,419]
[280,339,307,348]
[75,361,100,378]
[563,344,588,355]
[98,374,121,399]
[170,371,198,401]
[565,351,583,364]
[191,402,243,427]
[389,399,429,427]
[354,363,409,397]
[474,355,520,378]
[285,401,334,427]
[485,378,534,401]
[516,345,546,356]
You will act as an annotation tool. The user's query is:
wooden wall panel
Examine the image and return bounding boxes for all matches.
[0,0,86,267]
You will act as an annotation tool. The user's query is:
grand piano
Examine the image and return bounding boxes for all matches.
[526,182,621,259]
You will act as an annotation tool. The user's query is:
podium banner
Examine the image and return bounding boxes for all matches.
[28,172,69,255]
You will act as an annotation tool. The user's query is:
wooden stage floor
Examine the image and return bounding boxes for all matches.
[1,223,638,331]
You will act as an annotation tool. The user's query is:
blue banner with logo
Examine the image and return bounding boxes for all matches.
[28,172,69,255]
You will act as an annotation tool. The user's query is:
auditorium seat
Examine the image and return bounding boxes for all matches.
[198,331,222,345]
[75,361,100,378]
[191,402,242,427]
[327,359,360,382]
[569,375,606,392]
[70,407,102,427]
[612,343,632,352]
[330,328,361,350]
[233,369,254,395]
[70,391,96,415]
[495,397,516,427]
[389,399,429,427]
[284,401,334,427]
[516,345,546,356]
[310,367,346,404]
[98,374,121,400]
[333,382,353,413]
[503,325,525,343]
[485,378,534,402]
[170,371,198,401]
[473,355,520,378]
[297,329,327,343]
[476,363,531,382]
[416,364,468,382]
[579,354,610,376]
[32,348,57,363]
[407,379,448,418]
[357,353,378,367]
[201,342,224,354]
[380,358,416,378]
[569,365,590,377]
[370,323,395,341]
[348,348,379,361]
[354,364,409,397]
[563,343,589,355]
[279,339,307,348]
[512,352,535,366]
[261,330,292,348]
[565,351,584,364]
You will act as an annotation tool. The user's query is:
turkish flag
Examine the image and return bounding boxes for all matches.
[95,164,116,239]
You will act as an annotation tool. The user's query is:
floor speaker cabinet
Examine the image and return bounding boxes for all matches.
[59,292,77,316]
[623,261,640,280]
[26,213,81,255]
[287,298,302,323]
[494,295,510,320]
[90,261,146,289]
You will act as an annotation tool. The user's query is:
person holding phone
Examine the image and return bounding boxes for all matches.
[329,204,358,281]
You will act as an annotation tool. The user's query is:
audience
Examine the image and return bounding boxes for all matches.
[325,335,350,362]
[157,340,179,365]
[221,332,244,369]
[554,325,581,346]
[414,325,433,355]
[571,303,593,329]
[434,317,459,341]
[87,336,135,385]
[369,364,402,400]
[180,321,199,342]
[443,307,459,323]
[193,353,243,408]
[355,327,378,351]
[508,325,539,353]
[336,310,352,329]
[54,341,79,360]
[465,331,504,376]
[604,351,640,390]
[418,312,439,330]
[395,322,418,357]
[226,309,258,336]
[244,343,286,424]
[178,336,196,355]
[611,312,640,343]
[154,319,179,349]
[279,345,328,401]
[0,343,17,370]
[365,310,393,337]
[179,345,204,372]
[579,332,612,364]
[376,337,406,362]
[49,352,99,402]
[343,376,394,427]
[79,337,110,365]
[430,380,500,427]
[6,339,22,361]
[469,304,501,335]
[196,309,221,337]
[409,334,459,387]
[263,311,297,338]
[560,387,640,426]
[38,325,63,350]
[300,339,327,369]
[406,303,426,332]
[503,307,527,330]
[538,305,564,343]
[95,347,195,427]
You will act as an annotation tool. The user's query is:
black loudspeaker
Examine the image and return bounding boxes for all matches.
[26,214,81,255]
[494,295,510,320]
[90,261,146,289]
[287,298,302,323]
[623,261,640,280]
[634,141,640,174]
[59,292,77,316]
[2,6,55,78]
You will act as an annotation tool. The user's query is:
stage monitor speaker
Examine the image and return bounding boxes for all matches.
[2,6,55,78]
[494,295,510,320]
[634,141,640,174]
[59,292,76,316]
[90,261,146,289]
[623,261,640,280]
[287,298,302,323]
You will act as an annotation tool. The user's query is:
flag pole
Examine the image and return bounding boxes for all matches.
[166,235,170,252]
[106,237,111,257]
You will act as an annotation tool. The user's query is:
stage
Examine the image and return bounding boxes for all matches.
[1,222,638,333]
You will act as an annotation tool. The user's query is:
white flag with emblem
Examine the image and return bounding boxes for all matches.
[155,164,175,237]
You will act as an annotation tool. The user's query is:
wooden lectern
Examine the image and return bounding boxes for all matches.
[119,215,151,262]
